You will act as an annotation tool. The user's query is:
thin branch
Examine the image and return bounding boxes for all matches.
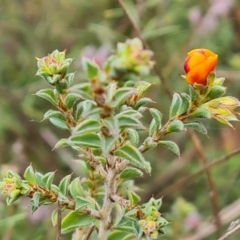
[83,223,95,240]
[218,220,240,240]
[189,130,221,237]
[56,201,62,240]
[186,199,240,240]
[161,147,240,196]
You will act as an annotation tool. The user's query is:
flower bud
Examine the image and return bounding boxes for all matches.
[184,49,218,85]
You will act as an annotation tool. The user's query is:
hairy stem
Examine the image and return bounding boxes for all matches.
[97,167,118,240]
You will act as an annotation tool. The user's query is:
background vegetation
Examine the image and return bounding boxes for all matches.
[1,0,240,239]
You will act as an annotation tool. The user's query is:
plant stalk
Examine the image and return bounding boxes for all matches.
[97,167,118,240]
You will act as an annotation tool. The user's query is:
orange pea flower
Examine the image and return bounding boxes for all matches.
[184,49,218,86]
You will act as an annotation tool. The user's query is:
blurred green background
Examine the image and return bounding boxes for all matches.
[1,0,240,239]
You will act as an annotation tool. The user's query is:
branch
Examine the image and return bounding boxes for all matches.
[189,129,222,237]
[161,147,240,196]
[56,201,62,240]
[218,220,240,240]
[83,223,95,240]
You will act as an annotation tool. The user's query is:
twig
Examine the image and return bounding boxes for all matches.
[83,223,95,240]
[218,220,240,240]
[189,130,222,237]
[186,199,240,240]
[56,201,62,240]
[161,147,240,196]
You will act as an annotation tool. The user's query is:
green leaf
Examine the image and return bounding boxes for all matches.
[117,116,144,130]
[82,57,99,79]
[167,120,185,133]
[149,108,162,130]
[65,93,81,109]
[70,133,101,148]
[108,231,136,240]
[61,211,95,234]
[36,88,58,106]
[24,165,36,184]
[206,85,226,100]
[206,72,215,88]
[71,82,93,100]
[120,167,143,179]
[54,138,70,149]
[189,85,198,101]
[128,190,141,206]
[126,128,139,147]
[75,196,91,210]
[117,110,142,119]
[44,110,68,130]
[106,82,117,103]
[42,172,55,190]
[6,193,21,206]
[169,93,182,118]
[35,172,45,187]
[184,122,207,135]
[191,106,211,119]
[101,135,116,156]
[177,93,190,115]
[159,140,180,157]
[69,178,85,199]
[65,72,75,87]
[31,192,41,209]
[114,144,146,169]
[59,175,71,196]
[148,119,157,136]
[51,209,58,227]
[134,97,154,109]
[111,87,136,107]
[49,118,68,130]
[73,119,100,135]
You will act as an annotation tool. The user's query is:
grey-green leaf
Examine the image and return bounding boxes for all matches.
[24,165,36,184]
[75,196,91,211]
[42,172,55,190]
[82,57,99,79]
[51,209,58,227]
[184,122,207,135]
[149,108,162,130]
[36,88,58,106]
[114,144,146,169]
[69,178,85,199]
[159,140,180,156]
[126,128,139,147]
[169,93,182,118]
[73,119,100,135]
[61,211,95,234]
[70,133,101,148]
[167,120,185,133]
[134,97,154,109]
[65,93,81,109]
[44,110,68,130]
[59,175,72,196]
[120,167,143,179]
[177,93,190,115]
[111,88,136,108]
